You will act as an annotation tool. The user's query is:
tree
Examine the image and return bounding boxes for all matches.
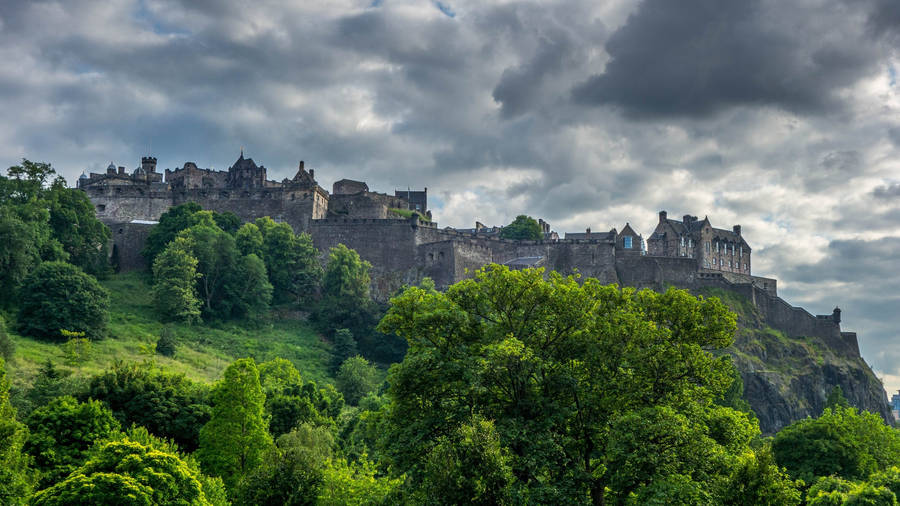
[418,417,514,505]
[235,222,264,257]
[198,358,274,490]
[377,265,741,503]
[336,356,380,406]
[31,439,217,506]
[235,423,334,505]
[0,358,35,505]
[155,327,178,357]
[331,328,358,373]
[24,396,121,487]
[17,261,110,340]
[254,217,322,304]
[773,407,900,483]
[152,237,202,323]
[318,454,403,506]
[258,358,342,437]
[498,215,543,240]
[223,252,272,319]
[46,185,110,277]
[314,244,376,351]
[142,202,203,266]
[86,362,211,452]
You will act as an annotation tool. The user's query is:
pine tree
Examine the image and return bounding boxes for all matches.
[198,358,274,491]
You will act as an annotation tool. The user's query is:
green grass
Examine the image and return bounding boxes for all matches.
[389,208,430,222]
[6,272,334,391]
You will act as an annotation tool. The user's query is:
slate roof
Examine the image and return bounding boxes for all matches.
[564,229,617,241]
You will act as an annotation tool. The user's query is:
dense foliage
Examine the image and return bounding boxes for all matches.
[85,362,211,452]
[16,261,110,340]
[0,358,34,505]
[378,265,759,503]
[498,214,543,240]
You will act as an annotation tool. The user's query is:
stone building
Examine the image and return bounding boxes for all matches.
[648,211,751,274]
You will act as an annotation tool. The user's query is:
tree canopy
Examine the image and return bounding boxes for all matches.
[499,215,543,240]
[377,265,752,503]
[17,261,110,340]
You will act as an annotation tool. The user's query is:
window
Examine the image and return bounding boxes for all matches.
[715,241,719,252]
[712,258,717,265]
[739,246,743,258]
[680,236,685,247]
[624,236,633,249]
[705,242,710,253]
[744,263,748,271]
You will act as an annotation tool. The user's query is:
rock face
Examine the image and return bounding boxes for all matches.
[697,287,892,434]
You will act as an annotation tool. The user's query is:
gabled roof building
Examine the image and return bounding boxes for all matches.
[648,211,751,274]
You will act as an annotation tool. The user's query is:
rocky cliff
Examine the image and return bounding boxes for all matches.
[696,287,892,434]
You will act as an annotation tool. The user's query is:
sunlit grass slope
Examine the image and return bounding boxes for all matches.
[7,271,332,389]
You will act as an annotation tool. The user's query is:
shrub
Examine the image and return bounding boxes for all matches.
[17,262,109,341]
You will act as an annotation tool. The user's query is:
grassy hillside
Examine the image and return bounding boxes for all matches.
[6,272,333,392]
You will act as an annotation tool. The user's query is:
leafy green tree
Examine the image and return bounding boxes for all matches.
[0,314,13,361]
[235,423,334,505]
[152,237,202,323]
[0,358,35,505]
[498,214,543,240]
[254,217,322,303]
[871,467,900,501]
[806,476,898,505]
[223,252,272,319]
[377,265,741,503]
[0,213,47,306]
[719,445,801,505]
[258,358,342,437]
[142,202,203,266]
[46,185,110,277]
[24,395,121,487]
[317,454,403,506]
[331,328,358,373]
[198,358,274,490]
[17,261,110,340]
[235,222,264,257]
[31,439,217,506]
[336,356,380,406]
[773,407,900,483]
[178,221,239,317]
[86,362,211,452]
[418,417,514,505]
[826,385,851,412]
[213,210,241,235]
[314,244,377,353]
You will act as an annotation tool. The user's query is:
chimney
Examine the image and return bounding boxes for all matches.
[118,166,125,175]
[659,210,667,223]
[683,214,692,225]
[586,227,591,238]
[733,225,741,236]
[299,160,304,170]
[475,221,484,231]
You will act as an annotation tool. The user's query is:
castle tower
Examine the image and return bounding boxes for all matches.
[141,156,157,174]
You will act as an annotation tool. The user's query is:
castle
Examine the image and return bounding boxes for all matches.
[78,153,859,359]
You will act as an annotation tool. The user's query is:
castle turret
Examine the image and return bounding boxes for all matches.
[141,156,157,174]
[833,307,842,324]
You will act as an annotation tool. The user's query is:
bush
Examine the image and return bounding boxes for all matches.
[155,327,177,357]
[17,262,109,341]
[61,333,92,366]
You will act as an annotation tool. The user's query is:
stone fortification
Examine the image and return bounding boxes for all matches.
[77,155,890,432]
[77,154,864,365]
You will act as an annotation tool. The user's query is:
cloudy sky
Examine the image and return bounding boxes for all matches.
[2,0,899,393]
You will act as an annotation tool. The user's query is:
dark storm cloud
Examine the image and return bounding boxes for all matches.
[788,238,900,285]
[572,0,885,118]
[1,0,900,385]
